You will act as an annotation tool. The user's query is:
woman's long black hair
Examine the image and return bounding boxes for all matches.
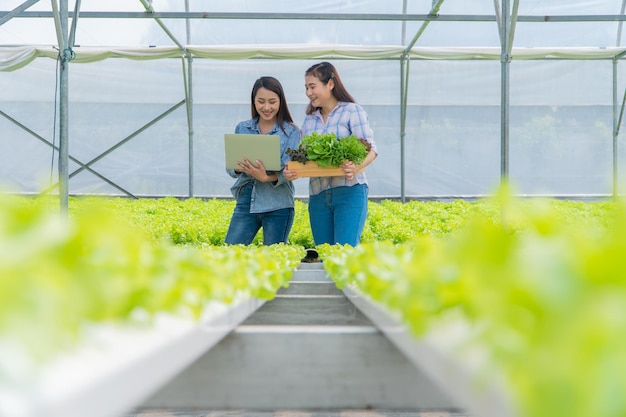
[251,76,295,134]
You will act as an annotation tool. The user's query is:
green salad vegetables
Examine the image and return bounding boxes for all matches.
[287,132,371,167]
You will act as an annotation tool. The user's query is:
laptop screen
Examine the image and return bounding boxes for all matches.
[224,133,282,171]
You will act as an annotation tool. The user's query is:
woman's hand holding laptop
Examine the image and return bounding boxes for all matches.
[236,157,277,183]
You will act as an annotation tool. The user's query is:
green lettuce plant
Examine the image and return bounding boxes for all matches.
[287,132,370,167]
[0,195,304,367]
[319,190,626,417]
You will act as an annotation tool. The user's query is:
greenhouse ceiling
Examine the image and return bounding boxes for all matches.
[3,0,626,69]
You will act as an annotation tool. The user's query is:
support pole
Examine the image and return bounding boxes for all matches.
[613,0,626,199]
[613,61,620,199]
[399,0,444,202]
[399,55,409,203]
[185,0,194,197]
[499,0,511,183]
[57,0,70,214]
[399,0,408,203]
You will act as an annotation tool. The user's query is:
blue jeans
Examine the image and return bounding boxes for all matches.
[308,184,368,246]
[225,184,295,245]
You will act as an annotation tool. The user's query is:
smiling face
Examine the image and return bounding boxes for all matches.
[254,87,280,123]
[305,74,335,111]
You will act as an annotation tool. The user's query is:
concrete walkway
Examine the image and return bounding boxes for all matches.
[126,263,470,417]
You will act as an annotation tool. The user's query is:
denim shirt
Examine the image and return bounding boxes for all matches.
[226,118,302,213]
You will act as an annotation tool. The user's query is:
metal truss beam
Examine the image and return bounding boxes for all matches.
[1,100,185,199]
[65,99,186,187]
[138,0,185,51]
[5,11,626,23]
[0,109,137,198]
[403,0,445,55]
[0,0,39,27]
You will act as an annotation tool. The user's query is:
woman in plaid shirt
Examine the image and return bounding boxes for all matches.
[285,62,378,246]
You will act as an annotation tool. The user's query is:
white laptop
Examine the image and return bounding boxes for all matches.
[224,133,282,171]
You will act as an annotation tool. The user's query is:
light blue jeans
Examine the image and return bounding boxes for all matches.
[225,184,295,245]
[308,184,368,246]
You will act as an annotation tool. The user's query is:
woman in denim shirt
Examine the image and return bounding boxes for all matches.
[225,76,302,245]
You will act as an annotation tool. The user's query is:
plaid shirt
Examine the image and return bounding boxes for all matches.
[301,101,377,196]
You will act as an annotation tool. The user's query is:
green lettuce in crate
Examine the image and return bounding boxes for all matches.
[287,132,371,167]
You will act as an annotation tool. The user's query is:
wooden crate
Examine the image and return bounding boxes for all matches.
[287,161,363,177]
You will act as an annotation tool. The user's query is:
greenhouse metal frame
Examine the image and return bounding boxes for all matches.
[2,1,626,211]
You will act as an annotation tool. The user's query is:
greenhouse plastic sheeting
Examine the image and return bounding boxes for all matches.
[1,0,626,198]
[5,45,626,72]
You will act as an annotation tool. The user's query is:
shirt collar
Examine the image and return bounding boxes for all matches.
[313,101,346,118]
